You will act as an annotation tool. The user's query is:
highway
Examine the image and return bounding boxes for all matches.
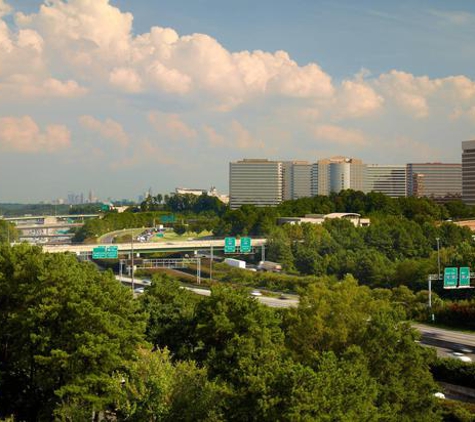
[43,238,267,254]
[117,275,299,308]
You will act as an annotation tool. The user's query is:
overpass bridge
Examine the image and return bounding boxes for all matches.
[3,214,98,243]
[43,238,268,256]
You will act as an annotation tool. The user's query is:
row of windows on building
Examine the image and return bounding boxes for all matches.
[229,157,463,209]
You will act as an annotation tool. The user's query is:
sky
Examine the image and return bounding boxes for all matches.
[1,0,475,202]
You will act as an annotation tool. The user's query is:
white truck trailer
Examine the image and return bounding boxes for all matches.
[224,258,247,269]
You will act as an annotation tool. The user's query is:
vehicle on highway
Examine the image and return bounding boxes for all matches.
[452,352,472,363]
[134,287,145,294]
[453,344,473,354]
[142,279,151,286]
[434,392,446,400]
[251,290,262,297]
[257,260,282,272]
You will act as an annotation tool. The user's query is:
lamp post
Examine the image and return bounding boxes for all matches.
[131,236,135,292]
[436,237,441,281]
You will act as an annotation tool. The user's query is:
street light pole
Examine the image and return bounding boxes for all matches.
[210,245,213,281]
[428,274,435,323]
[436,237,441,281]
[131,236,135,292]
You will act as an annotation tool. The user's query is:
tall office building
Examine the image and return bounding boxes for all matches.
[312,157,364,196]
[229,159,283,209]
[282,161,312,201]
[462,140,475,205]
[406,163,462,199]
[364,165,407,197]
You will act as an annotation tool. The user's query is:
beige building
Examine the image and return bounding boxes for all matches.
[312,157,364,196]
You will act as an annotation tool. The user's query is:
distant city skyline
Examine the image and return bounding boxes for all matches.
[1,0,475,201]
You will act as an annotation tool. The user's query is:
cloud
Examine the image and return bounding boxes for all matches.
[109,67,142,93]
[313,125,367,146]
[0,75,87,98]
[109,139,176,169]
[230,120,265,150]
[148,111,197,140]
[0,0,11,18]
[0,115,70,152]
[79,115,129,147]
[337,79,384,118]
[429,9,475,26]
[202,124,227,146]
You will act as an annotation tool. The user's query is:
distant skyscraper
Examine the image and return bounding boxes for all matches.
[406,163,462,199]
[364,165,407,197]
[462,140,475,205]
[229,159,283,209]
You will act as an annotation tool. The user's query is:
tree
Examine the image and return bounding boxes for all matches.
[142,274,199,360]
[0,244,146,420]
[173,223,187,236]
[0,220,18,243]
[110,348,223,422]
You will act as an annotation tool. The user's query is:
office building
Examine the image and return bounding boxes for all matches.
[406,163,462,199]
[364,165,407,197]
[229,159,283,209]
[462,140,475,205]
[312,157,364,196]
[282,161,312,201]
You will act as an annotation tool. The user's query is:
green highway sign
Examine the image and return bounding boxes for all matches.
[92,245,118,259]
[160,215,176,223]
[157,233,164,238]
[240,237,252,253]
[443,267,458,289]
[459,267,471,288]
[224,237,236,253]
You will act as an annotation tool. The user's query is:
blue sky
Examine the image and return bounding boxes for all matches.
[1,0,475,202]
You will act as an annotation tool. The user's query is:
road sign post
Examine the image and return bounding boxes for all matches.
[443,267,458,289]
[240,237,252,253]
[459,267,471,288]
[224,237,236,253]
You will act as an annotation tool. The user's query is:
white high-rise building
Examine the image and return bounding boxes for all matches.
[364,165,407,197]
[229,159,283,209]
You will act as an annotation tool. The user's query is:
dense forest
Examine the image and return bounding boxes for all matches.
[1,244,463,421]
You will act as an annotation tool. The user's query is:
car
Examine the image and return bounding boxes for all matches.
[452,352,472,363]
[134,287,145,294]
[434,392,446,400]
[453,345,473,354]
[141,279,151,286]
[250,290,262,297]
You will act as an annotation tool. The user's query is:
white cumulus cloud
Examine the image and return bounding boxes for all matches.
[79,115,129,147]
[148,111,197,140]
[313,125,367,146]
[0,115,70,152]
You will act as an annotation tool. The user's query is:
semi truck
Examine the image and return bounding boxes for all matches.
[258,260,282,272]
[224,258,247,269]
